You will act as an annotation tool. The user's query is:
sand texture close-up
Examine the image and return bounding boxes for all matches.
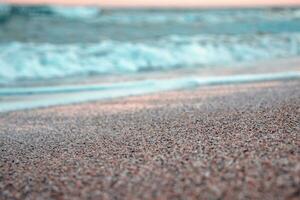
[0,81,300,200]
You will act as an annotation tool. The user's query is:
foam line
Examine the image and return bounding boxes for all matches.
[0,72,299,112]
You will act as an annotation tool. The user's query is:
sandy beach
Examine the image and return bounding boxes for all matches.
[0,80,299,200]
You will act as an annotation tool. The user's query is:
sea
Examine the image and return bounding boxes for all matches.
[0,5,300,112]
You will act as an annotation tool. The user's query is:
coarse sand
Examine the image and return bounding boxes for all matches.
[0,81,299,200]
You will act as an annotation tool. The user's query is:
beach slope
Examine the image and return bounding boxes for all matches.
[0,81,299,200]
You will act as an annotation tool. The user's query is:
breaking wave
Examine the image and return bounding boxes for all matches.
[0,4,101,20]
[0,33,299,83]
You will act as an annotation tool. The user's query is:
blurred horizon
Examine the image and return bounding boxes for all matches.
[2,0,300,8]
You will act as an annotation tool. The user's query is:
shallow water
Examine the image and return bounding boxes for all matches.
[0,5,300,111]
[1,71,299,112]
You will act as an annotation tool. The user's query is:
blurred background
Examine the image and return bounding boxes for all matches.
[0,0,300,111]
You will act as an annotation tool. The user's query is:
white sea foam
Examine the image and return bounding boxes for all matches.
[49,6,100,19]
[0,33,299,84]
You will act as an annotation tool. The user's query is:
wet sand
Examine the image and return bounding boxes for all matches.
[0,81,299,200]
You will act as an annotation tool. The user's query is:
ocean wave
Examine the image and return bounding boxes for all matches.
[0,33,299,84]
[1,4,300,23]
[0,4,101,20]
[93,8,300,24]
[48,6,100,19]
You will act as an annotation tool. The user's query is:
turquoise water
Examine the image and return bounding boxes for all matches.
[0,72,299,112]
[0,5,300,111]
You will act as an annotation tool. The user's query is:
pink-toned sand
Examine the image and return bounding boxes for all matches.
[0,81,299,200]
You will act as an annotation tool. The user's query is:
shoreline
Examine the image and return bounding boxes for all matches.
[1,80,299,199]
[1,71,299,113]
[1,57,299,113]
